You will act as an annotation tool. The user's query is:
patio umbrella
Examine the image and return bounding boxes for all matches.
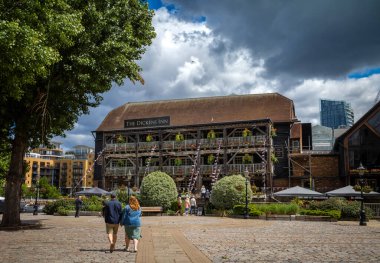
[75,187,111,196]
[326,185,380,197]
[273,186,325,198]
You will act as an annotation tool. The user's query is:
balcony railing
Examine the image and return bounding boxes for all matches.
[104,164,266,177]
[105,135,269,153]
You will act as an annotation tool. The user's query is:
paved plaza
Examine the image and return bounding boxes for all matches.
[0,214,380,263]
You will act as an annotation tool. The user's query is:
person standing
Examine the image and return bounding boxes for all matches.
[184,197,190,216]
[176,195,182,216]
[103,193,122,253]
[201,185,206,199]
[190,196,197,215]
[121,195,142,253]
[74,196,83,218]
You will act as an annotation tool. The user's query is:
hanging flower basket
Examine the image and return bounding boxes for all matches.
[146,134,153,142]
[207,129,216,140]
[242,128,252,138]
[242,153,252,164]
[116,134,126,143]
[270,126,277,137]
[207,154,215,165]
[174,157,182,166]
[175,132,184,142]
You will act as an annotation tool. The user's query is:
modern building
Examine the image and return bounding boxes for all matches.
[320,99,354,129]
[335,101,380,192]
[24,143,94,194]
[94,93,300,194]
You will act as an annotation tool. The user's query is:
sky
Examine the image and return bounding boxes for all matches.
[56,0,380,151]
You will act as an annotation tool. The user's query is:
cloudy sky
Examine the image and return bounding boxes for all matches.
[56,0,380,151]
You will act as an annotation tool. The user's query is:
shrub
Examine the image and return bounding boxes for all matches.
[57,206,70,216]
[140,171,177,210]
[300,209,341,220]
[308,197,346,211]
[233,204,263,216]
[341,201,373,220]
[43,199,75,215]
[210,175,253,210]
[255,203,299,215]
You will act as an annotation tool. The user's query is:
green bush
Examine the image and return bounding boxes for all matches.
[308,197,346,211]
[57,206,70,216]
[43,199,75,215]
[140,171,178,210]
[210,175,253,210]
[82,196,104,211]
[300,209,341,220]
[341,201,373,220]
[233,204,263,216]
[256,203,299,215]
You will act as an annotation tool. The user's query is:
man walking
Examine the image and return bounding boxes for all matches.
[103,193,122,253]
[74,196,83,218]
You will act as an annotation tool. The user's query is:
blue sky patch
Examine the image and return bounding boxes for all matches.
[348,67,380,79]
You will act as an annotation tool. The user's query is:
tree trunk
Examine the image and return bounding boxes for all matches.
[1,127,27,227]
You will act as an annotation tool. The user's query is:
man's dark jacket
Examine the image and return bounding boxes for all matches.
[104,199,122,224]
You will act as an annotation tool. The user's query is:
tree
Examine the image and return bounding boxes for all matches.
[210,175,253,211]
[140,171,177,210]
[0,0,155,227]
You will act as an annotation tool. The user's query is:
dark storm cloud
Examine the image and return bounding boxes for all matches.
[166,0,380,79]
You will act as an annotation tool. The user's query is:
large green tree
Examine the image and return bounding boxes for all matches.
[0,0,155,227]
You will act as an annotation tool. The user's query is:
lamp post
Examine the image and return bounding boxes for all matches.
[244,168,249,219]
[33,176,40,216]
[127,170,133,199]
[357,163,366,226]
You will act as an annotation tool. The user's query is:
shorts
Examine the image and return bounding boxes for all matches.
[106,223,119,235]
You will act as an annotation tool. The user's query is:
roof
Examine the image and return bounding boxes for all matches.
[96,93,297,131]
[273,186,324,197]
[326,185,380,197]
[334,100,380,146]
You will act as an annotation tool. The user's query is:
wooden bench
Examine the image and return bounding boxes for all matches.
[141,206,163,216]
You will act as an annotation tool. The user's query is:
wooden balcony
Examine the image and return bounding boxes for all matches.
[105,167,135,177]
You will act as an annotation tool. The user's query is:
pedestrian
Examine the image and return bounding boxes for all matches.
[74,196,83,218]
[190,196,197,215]
[184,197,190,216]
[176,195,182,216]
[121,195,142,253]
[103,193,122,253]
[201,185,206,199]
[205,189,210,200]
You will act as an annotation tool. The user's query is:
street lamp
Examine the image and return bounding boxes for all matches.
[244,168,249,219]
[357,163,366,226]
[127,170,133,199]
[33,176,40,216]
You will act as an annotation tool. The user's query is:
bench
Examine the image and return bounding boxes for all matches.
[141,206,163,216]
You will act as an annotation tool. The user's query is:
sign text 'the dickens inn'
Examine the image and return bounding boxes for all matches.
[124,116,170,128]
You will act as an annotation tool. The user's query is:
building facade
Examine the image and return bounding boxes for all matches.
[24,144,94,194]
[94,93,299,194]
[335,101,380,192]
[320,99,354,129]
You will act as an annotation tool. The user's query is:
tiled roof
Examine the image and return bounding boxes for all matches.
[96,93,297,131]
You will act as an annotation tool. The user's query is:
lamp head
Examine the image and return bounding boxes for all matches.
[357,163,365,176]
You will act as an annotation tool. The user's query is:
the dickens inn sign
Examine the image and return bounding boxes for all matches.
[124,116,170,128]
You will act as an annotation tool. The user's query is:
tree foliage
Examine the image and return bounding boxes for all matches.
[210,175,253,210]
[140,171,177,210]
[0,0,155,226]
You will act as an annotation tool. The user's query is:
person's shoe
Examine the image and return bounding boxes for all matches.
[110,243,115,253]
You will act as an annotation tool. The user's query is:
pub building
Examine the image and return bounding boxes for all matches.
[93,93,301,195]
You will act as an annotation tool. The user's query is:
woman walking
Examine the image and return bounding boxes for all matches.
[121,195,142,253]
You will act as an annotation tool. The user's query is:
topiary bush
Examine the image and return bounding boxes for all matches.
[210,175,253,210]
[140,171,178,210]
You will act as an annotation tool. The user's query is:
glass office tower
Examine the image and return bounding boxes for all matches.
[320,99,354,129]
